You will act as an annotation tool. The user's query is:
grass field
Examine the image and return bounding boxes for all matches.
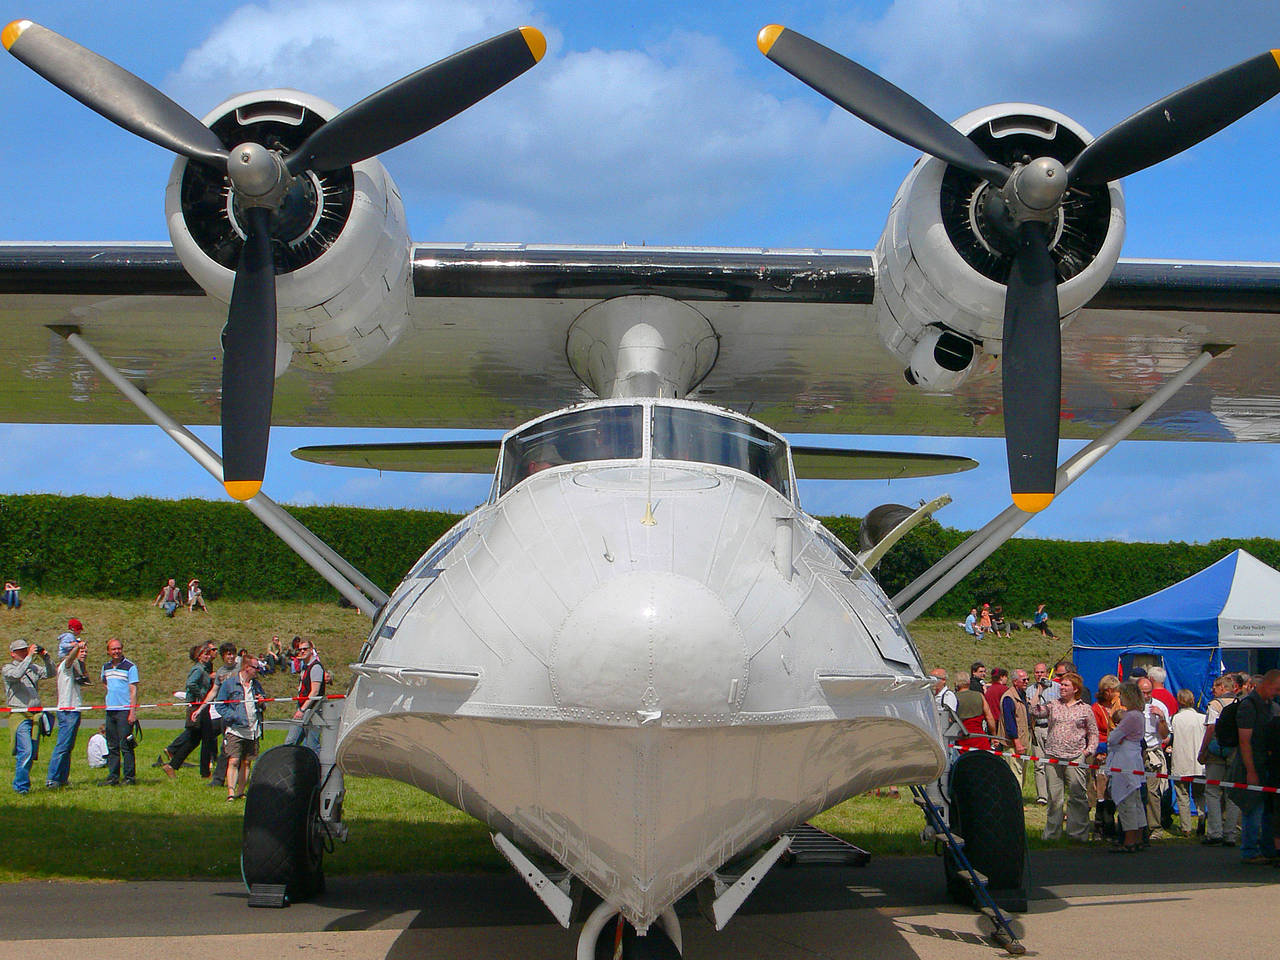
[0,594,1094,884]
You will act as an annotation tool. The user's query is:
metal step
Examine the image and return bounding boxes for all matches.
[781,823,870,867]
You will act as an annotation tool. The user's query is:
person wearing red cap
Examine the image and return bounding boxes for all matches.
[57,618,84,659]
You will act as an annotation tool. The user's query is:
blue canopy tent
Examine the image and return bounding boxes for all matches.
[1072,550,1280,706]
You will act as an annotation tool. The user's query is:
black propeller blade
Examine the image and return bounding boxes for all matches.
[287,27,545,175]
[220,206,277,501]
[1068,50,1280,186]
[756,24,1011,186]
[759,25,1280,512]
[7,17,547,500]
[2,19,227,167]
[1001,222,1061,513]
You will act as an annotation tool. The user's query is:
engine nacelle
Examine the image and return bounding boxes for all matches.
[874,103,1126,392]
[164,90,412,374]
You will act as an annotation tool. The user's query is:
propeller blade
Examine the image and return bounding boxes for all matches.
[756,24,1011,186]
[2,19,227,167]
[286,26,546,175]
[1001,220,1061,513]
[220,206,277,501]
[1068,50,1280,185]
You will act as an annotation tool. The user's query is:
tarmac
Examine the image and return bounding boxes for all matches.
[1,842,1275,959]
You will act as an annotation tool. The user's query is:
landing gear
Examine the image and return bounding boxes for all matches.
[242,745,326,902]
[944,750,1029,912]
[578,902,682,960]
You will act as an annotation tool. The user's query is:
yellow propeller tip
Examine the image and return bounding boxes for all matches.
[757,24,784,56]
[1012,492,1054,513]
[1271,50,1280,71]
[2,19,32,51]
[224,480,262,501]
[519,26,546,63]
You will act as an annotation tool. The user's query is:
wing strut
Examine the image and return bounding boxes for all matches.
[891,345,1231,624]
[51,326,389,617]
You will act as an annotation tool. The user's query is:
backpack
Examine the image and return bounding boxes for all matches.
[1214,699,1240,749]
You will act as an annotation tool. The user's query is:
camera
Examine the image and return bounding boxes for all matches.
[35,645,46,656]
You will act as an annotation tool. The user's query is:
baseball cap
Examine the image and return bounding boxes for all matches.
[10,638,31,652]
[68,618,83,632]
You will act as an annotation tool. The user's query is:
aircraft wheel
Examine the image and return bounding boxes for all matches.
[944,750,1028,912]
[579,903,682,960]
[242,745,325,902]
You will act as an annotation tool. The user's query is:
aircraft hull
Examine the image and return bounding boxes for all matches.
[338,454,945,929]
[337,703,941,927]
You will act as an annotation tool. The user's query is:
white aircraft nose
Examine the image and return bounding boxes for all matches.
[549,571,749,720]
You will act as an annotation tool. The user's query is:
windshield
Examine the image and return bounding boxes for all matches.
[500,405,643,495]
[651,406,790,497]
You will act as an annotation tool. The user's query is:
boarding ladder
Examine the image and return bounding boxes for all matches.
[909,785,1025,956]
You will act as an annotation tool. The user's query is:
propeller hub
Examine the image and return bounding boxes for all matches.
[1002,157,1068,224]
[226,141,290,206]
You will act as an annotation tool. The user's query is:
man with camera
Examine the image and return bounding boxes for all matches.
[46,635,88,788]
[99,637,139,786]
[4,638,52,794]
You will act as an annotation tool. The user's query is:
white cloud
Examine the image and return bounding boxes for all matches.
[167,1,883,242]
[168,0,547,112]
[833,0,1280,134]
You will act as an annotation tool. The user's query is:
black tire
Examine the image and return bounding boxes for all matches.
[242,745,324,902]
[944,751,1028,912]
[593,918,682,960]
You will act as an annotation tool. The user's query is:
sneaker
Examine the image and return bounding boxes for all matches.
[162,764,176,779]
[1202,837,1223,846]
[1036,798,1048,805]
[1242,854,1271,865]
[122,778,137,786]
[97,778,119,787]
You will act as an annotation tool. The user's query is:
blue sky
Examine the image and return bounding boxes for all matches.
[3,0,1280,541]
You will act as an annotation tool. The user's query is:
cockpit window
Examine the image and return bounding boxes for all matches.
[651,407,790,498]
[499,405,643,495]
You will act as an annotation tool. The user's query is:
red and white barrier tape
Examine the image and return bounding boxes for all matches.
[1,693,347,714]
[954,742,1280,795]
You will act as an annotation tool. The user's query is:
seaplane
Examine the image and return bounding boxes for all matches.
[4,15,1280,958]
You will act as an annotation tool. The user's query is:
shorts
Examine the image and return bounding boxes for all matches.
[224,732,259,761]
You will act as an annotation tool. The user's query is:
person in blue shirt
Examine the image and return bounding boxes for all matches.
[99,637,139,786]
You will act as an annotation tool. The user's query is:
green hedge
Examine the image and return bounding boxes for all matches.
[0,494,458,603]
[1,494,1275,618]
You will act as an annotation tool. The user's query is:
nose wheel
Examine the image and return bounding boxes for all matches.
[578,902,682,960]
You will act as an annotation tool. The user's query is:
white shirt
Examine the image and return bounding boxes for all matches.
[87,733,107,767]
[934,686,958,714]
[1170,708,1206,777]
[1143,699,1170,747]
[56,657,83,711]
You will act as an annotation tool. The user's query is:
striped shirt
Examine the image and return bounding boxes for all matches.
[100,657,139,710]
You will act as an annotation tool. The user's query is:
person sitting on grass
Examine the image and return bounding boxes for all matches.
[153,578,181,617]
[3,579,20,610]
[962,608,983,639]
[187,578,207,613]
[1032,603,1058,640]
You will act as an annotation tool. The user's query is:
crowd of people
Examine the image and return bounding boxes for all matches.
[3,611,329,799]
[930,659,1280,864]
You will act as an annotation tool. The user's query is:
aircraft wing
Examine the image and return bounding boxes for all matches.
[2,242,1279,442]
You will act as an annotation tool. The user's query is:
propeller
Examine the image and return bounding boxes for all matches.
[5,18,547,499]
[759,24,1280,511]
